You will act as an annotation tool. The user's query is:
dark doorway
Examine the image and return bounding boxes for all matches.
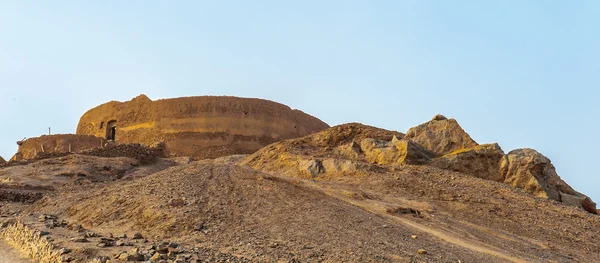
[106,120,117,141]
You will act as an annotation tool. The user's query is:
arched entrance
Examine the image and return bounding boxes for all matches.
[106,120,117,141]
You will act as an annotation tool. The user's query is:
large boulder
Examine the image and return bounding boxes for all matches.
[500,148,597,214]
[559,192,598,215]
[359,137,434,165]
[404,114,478,155]
[429,144,505,181]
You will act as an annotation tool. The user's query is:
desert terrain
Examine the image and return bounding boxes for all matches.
[0,114,598,263]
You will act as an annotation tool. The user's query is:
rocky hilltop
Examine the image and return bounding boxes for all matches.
[76,95,329,159]
[0,109,598,263]
[245,114,597,214]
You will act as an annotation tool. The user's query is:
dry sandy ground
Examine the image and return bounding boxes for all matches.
[21,156,599,262]
[0,240,31,263]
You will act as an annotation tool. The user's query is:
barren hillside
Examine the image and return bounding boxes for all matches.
[0,116,598,263]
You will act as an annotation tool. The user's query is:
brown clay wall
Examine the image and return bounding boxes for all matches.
[76,95,329,159]
[15,134,107,161]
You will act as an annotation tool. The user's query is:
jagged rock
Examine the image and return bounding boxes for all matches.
[38,214,58,222]
[301,159,325,177]
[500,149,574,200]
[132,232,144,239]
[405,115,478,155]
[360,138,434,165]
[120,248,145,261]
[429,144,505,181]
[149,252,163,261]
[322,159,358,174]
[560,192,598,215]
[392,139,435,165]
[70,236,88,243]
[431,114,448,121]
[500,148,597,213]
[335,140,363,159]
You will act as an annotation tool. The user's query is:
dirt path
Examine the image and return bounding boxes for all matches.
[297,178,534,263]
[0,240,30,263]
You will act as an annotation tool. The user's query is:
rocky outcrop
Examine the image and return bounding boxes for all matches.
[560,192,598,215]
[14,134,107,161]
[405,114,478,155]
[500,149,574,200]
[246,116,598,215]
[76,95,329,159]
[360,137,434,165]
[0,156,5,165]
[429,144,505,181]
[307,123,405,148]
[500,148,597,214]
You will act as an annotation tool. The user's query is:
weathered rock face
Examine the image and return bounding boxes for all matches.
[429,144,505,182]
[499,148,597,214]
[560,192,598,215]
[359,137,434,165]
[14,134,107,161]
[306,122,405,149]
[245,117,598,215]
[500,149,574,200]
[405,115,478,155]
[0,156,5,165]
[76,95,329,159]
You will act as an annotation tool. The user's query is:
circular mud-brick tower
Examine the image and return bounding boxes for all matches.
[76,94,329,159]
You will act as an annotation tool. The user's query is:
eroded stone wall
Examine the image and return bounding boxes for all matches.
[14,134,107,161]
[76,95,330,159]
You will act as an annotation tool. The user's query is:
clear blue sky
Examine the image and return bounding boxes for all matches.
[1,1,598,202]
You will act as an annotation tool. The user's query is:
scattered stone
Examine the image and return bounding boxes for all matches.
[194,223,206,231]
[67,223,83,232]
[85,231,99,238]
[61,255,74,262]
[132,232,144,239]
[116,240,132,246]
[94,256,110,263]
[411,235,418,239]
[70,237,88,243]
[59,248,72,255]
[38,214,57,222]
[169,198,186,207]
[149,252,162,261]
[417,249,427,254]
